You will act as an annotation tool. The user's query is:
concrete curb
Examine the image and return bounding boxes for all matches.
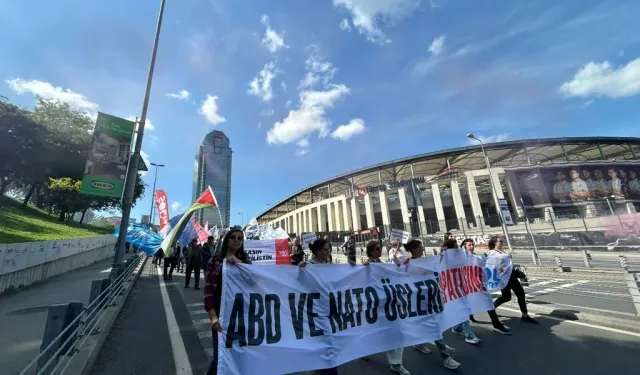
[64,255,148,375]
[500,299,640,334]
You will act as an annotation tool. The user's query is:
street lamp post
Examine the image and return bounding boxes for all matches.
[148,163,165,228]
[237,212,244,227]
[112,0,166,277]
[467,133,513,251]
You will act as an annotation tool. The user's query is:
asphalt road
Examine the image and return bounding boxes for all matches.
[0,258,115,375]
[331,250,638,315]
[510,250,640,270]
[92,260,640,375]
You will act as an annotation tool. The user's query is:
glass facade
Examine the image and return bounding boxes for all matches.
[192,130,232,228]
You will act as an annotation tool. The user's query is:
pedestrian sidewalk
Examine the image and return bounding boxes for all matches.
[0,257,114,375]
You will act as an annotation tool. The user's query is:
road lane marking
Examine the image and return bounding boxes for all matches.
[198,330,213,339]
[158,272,193,375]
[186,302,201,307]
[527,280,589,297]
[192,318,211,325]
[188,310,208,316]
[500,307,640,338]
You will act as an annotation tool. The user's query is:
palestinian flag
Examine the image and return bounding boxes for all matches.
[161,186,218,255]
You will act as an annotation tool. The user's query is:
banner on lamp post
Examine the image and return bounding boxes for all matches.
[79,112,135,198]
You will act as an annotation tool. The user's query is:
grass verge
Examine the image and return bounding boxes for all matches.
[0,195,112,244]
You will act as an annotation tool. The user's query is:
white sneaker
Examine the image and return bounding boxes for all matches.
[443,356,461,370]
[413,344,432,354]
[465,337,481,345]
[390,364,411,375]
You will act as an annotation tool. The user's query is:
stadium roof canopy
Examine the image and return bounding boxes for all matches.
[257,136,640,221]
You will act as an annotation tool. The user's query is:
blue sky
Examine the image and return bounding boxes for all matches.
[2,0,640,226]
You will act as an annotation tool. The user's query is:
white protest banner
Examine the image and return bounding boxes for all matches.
[217,254,493,375]
[301,232,317,248]
[433,250,495,329]
[390,228,410,244]
[244,240,291,264]
[480,254,513,291]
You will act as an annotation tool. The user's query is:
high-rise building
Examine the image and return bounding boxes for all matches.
[192,130,232,228]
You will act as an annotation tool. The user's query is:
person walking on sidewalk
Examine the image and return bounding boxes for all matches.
[204,229,252,375]
[202,236,213,273]
[163,244,178,280]
[489,236,538,324]
[184,238,203,290]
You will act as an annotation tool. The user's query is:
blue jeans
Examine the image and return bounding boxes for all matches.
[452,320,478,340]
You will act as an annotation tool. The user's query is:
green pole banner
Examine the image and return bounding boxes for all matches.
[80,112,135,197]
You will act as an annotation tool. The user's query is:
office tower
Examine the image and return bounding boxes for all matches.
[192,130,232,227]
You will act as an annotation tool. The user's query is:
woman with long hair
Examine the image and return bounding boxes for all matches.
[404,239,461,370]
[363,240,411,375]
[204,229,252,375]
[489,236,538,324]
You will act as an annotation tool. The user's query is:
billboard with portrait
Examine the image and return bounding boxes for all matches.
[506,163,640,207]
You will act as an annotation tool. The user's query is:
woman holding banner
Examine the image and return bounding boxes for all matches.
[488,236,538,324]
[204,229,252,375]
[299,239,343,375]
[445,239,481,345]
[464,239,512,335]
[363,240,412,375]
[404,239,462,370]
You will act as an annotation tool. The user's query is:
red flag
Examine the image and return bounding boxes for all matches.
[275,239,291,265]
[195,186,218,206]
[154,190,170,230]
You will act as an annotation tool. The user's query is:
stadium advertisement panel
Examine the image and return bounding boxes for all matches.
[505,163,640,207]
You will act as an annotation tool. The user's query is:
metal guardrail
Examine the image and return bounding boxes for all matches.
[17,253,144,375]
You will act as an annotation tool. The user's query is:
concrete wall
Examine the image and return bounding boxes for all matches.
[0,235,116,293]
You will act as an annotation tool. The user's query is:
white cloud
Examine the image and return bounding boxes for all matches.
[467,133,510,145]
[126,116,155,132]
[285,99,292,108]
[199,95,226,125]
[6,78,99,115]
[295,138,310,155]
[559,58,640,99]
[281,81,287,93]
[267,84,349,144]
[332,0,421,44]
[331,118,366,140]
[260,15,289,53]
[299,50,337,89]
[340,18,352,31]
[165,90,190,100]
[268,50,354,146]
[248,62,277,102]
[170,201,184,213]
[428,35,446,56]
[260,108,275,117]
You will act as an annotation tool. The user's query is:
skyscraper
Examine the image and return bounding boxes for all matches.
[192,130,232,228]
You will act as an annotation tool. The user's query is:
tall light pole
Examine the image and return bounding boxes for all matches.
[237,212,244,227]
[467,133,513,251]
[148,162,165,227]
[112,0,166,275]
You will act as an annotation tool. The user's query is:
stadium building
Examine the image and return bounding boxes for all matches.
[257,137,640,248]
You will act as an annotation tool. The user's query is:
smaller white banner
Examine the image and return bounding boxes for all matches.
[244,240,291,265]
[390,228,410,244]
[301,232,317,247]
[480,254,513,291]
[498,198,514,225]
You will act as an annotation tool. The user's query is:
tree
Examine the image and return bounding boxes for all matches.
[0,98,51,194]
